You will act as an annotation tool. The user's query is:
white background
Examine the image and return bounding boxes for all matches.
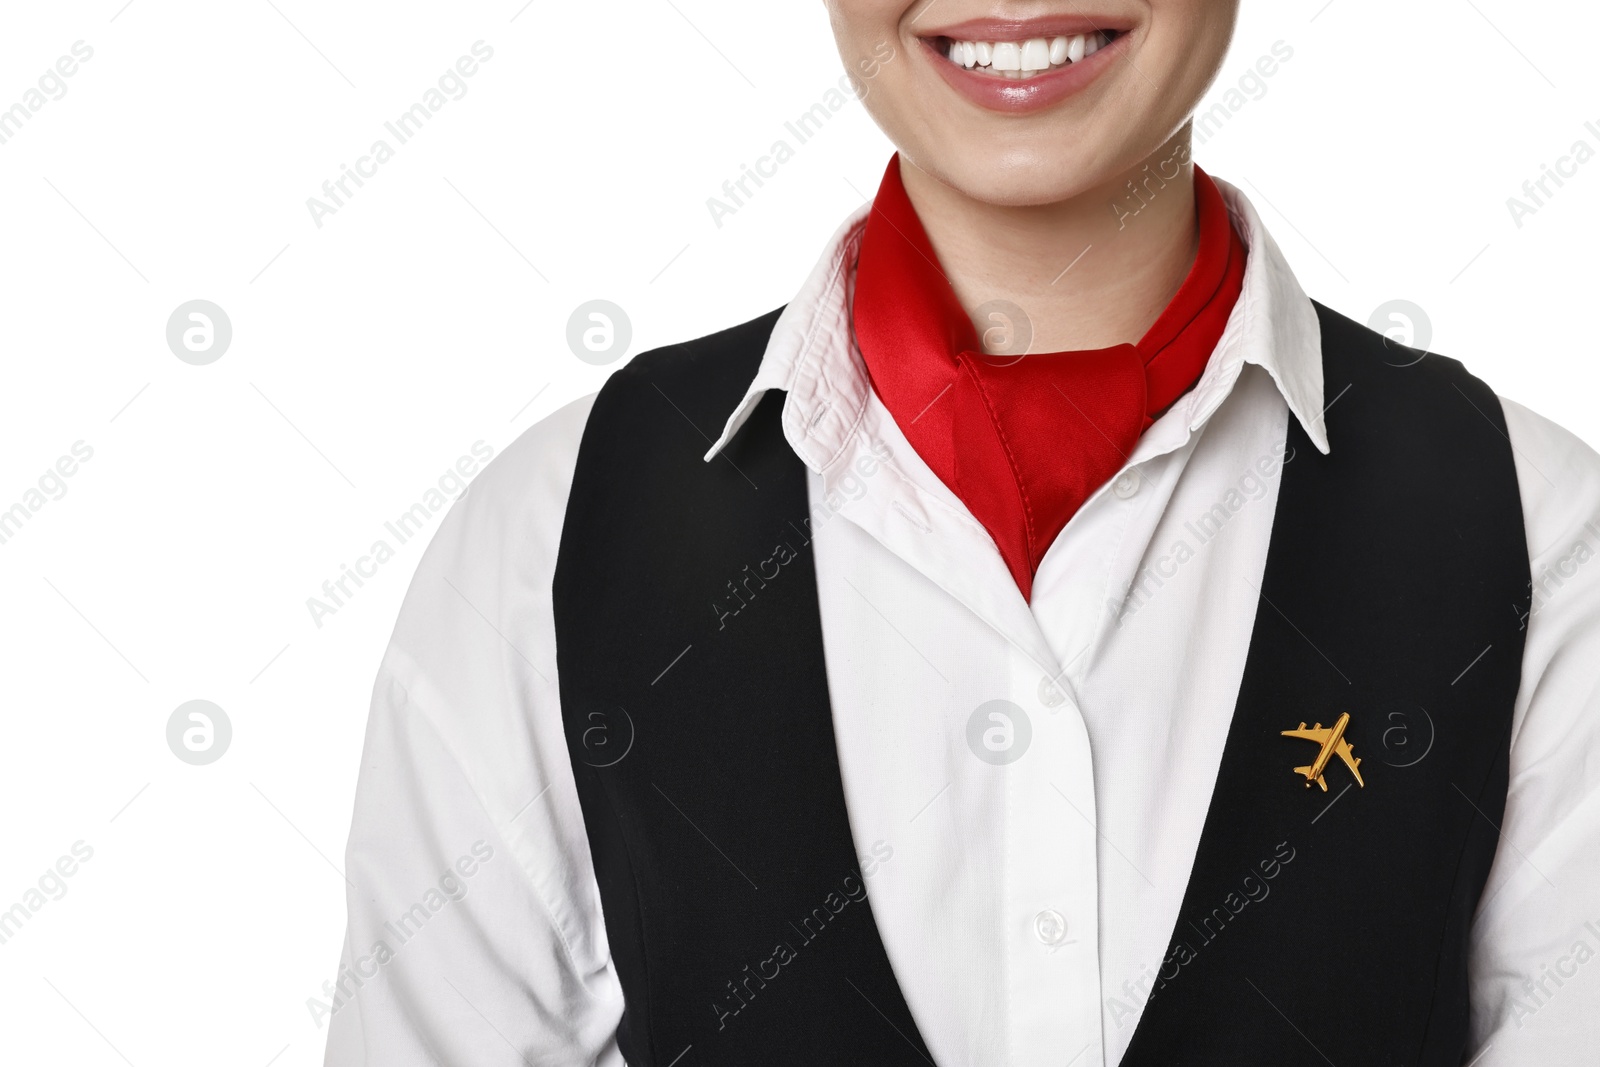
[0,0,1596,1063]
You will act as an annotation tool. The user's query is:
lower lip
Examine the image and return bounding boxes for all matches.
[920,34,1128,114]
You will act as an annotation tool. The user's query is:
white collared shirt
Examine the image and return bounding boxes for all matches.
[323,180,1600,1066]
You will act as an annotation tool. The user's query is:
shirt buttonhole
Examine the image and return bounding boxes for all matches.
[807,401,831,435]
[892,500,932,534]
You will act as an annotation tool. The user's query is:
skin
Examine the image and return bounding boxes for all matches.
[824,0,1242,354]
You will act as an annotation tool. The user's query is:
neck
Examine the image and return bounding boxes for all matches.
[898,127,1200,354]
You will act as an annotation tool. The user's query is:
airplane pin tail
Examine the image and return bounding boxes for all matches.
[1294,765,1329,791]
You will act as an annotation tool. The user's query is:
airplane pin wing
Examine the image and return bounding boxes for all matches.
[1333,738,1364,786]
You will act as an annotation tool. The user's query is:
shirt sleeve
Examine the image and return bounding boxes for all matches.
[1467,397,1600,1061]
[322,394,624,1066]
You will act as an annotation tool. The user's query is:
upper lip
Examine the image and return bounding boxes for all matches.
[914,15,1133,40]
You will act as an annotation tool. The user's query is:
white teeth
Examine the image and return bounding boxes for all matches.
[943,31,1111,78]
[1020,37,1051,72]
[948,39,973,66]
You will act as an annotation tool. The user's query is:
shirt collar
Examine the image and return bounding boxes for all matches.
[704,173,1331,468]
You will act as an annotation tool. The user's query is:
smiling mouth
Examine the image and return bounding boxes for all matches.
[932,30,1123,80]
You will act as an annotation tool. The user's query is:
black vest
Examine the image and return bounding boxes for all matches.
[552,302,1529,1066]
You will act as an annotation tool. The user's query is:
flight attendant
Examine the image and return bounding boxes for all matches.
[324,1,1600,1064]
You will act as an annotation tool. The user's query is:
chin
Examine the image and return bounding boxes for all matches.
[903,136,1146,209]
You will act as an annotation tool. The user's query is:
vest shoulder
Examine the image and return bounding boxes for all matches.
[1312,300,1480,395]
[571,306,784,466]
[1310,301,1524,524]
[600,305,786,409]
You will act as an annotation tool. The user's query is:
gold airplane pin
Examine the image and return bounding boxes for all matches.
[1281,712,1365,791]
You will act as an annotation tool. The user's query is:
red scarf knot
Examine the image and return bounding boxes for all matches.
[852,154,1247,600]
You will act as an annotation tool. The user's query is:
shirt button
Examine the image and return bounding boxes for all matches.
[1037,676,1067,708]
[1112,469,1141,499]
[1033,908,1069,946]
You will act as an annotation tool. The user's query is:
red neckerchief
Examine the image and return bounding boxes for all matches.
[851,154,1247,600]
